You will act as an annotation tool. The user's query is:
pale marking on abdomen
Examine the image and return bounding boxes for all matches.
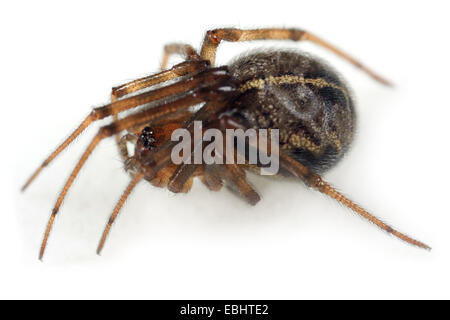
[238,75,348,154]
[238,74,350,107]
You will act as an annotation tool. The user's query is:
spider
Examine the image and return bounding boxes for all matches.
[22,27,430,259]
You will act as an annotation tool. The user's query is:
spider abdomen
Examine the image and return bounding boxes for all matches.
[229,50,356,172]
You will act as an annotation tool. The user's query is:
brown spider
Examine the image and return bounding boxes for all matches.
[22,28,430,259]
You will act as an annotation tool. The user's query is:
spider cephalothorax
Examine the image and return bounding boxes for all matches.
[22,28,429,259]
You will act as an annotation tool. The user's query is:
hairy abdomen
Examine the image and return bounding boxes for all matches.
[228,50,356,172]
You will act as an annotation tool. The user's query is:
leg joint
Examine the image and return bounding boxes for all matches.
[206,28,241,43]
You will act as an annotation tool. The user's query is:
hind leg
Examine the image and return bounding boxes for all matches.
[200,27,391,86]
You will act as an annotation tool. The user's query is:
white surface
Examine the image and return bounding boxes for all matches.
[2,0,450,299]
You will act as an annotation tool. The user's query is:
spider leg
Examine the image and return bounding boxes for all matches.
[97,163,222,256]
[219,115,428,248]
[112,60,208,100]
[97,173,144,255]
[167,162,260,205]
[166,116,225,193]
[178,117,260,205]
[279,151,430,250]
[38,72,235,260]
[168,164,201,194]
[160,43,200,70]
[21,60,210,191]
[200,28,392,86]
[213,126,261,205]
[200,165,223,191]
[214,164,261,205]
[165,109,219,193]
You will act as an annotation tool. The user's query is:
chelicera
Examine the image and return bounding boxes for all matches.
[22,28,430,259]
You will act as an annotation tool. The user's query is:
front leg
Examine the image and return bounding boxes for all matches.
[160,43,200,70]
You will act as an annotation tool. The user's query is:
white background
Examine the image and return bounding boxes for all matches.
[2,1,450,299]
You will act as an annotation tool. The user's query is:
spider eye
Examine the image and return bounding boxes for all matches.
[142,126,154,135]
[140,126,156,150]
